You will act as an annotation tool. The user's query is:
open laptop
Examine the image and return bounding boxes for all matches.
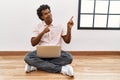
[36,45,61,58]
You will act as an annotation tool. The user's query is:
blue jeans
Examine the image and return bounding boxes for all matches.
[24,50,73,73]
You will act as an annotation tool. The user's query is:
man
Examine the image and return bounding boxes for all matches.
[24,4,74,77]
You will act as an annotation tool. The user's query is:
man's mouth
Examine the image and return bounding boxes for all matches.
[47,16,51,19]
[47,16,52,21]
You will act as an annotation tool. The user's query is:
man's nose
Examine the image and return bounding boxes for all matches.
[48,13,51,16]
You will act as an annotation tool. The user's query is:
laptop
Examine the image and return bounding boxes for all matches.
[36,45,61,58]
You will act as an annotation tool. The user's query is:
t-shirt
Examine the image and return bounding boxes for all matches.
[31,21,67,46]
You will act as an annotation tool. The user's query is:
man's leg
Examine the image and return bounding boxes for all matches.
[49,50,73,66]
[24,50,61,73]
[48,50,74,77]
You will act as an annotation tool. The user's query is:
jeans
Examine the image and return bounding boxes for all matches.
[24,50,73,73]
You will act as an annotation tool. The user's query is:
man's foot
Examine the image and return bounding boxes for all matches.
[25,64,37,73]
[31,66,37,71]
[61,65,74,77]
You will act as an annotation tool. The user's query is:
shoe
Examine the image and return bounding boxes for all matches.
[25,64,31,73]
[25,64,37,73]
[61,65,74,77]
[31,66,37,71]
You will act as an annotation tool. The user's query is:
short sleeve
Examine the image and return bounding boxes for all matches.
[31,26,39,37]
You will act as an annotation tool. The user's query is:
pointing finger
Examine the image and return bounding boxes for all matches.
[69,16,73,21]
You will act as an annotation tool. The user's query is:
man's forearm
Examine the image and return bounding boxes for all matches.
[66,28,72,42]
[63,28,72,43]
[31,31,45,46]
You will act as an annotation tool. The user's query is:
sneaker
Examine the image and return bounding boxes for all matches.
[25,64,31,73]
[25,64,37,73]
[61,65,74,77]
[31,66,37,71]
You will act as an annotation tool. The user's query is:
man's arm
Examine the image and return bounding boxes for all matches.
[62,16,74,44]
[31,26,50,46]
[62,28,72,44]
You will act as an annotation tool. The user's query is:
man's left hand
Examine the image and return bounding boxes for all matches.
[67,16,74,29]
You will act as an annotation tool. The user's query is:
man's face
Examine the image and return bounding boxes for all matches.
[41,9,52,25]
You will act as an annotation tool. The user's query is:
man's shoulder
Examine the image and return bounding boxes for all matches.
[38,21,44,26]
[35,21,44,28]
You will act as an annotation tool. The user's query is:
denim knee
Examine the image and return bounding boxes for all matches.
[24,54,29,63]
[61,50,73,64]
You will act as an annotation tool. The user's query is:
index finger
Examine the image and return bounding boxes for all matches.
[69,16,73,21]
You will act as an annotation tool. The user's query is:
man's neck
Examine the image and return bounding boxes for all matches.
[45,21,52,26]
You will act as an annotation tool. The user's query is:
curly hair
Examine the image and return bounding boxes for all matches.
[37,4,51,21]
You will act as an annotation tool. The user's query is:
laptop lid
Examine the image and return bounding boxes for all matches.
[36,46,61,58]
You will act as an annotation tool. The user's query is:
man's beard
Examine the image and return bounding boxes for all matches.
[45,17,52,25]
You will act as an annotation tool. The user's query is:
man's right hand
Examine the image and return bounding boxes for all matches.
[43,26,50,33]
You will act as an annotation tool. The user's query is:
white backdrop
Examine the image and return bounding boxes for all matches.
[0,0,120,51]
